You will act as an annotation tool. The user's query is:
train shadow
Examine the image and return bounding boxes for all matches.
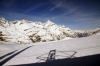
[11,52,100,66]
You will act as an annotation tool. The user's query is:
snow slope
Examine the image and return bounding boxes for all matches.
[0,34,100,66]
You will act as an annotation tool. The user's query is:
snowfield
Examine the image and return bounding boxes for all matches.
[0,34,100,66]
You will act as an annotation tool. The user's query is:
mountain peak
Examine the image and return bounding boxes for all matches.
[46,19,54,24]
[0,17,7,23]
[45,19,54,24]
[44,20,55,27]
[47,19,51,22]
[0,17,6,20]
[22,18,27,21]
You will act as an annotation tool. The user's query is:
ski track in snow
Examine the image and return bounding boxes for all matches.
[0,35,100,66]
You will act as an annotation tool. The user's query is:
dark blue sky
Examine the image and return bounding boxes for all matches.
[0,0,100,30]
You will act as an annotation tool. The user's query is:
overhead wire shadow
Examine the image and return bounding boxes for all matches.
[0,50,17,60]
[57,51,77,58]
[0,45,33,66]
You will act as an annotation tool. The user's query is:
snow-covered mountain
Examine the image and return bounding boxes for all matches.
[0,17,100,44]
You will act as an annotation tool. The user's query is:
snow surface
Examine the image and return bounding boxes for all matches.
[0,34,100,66]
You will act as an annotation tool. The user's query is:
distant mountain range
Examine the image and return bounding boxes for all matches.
[0,17,100,44]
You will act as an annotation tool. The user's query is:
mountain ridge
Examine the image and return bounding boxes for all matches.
[0,18,100,44]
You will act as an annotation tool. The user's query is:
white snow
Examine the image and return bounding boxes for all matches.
[0,18,100,44]
[0,34,100,66]
[0,17,100,65]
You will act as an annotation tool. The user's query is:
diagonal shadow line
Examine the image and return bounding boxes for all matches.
[0,45,33,66]
[37,53,48,58]
[36,53,49,63]
[58,51,76,52]
[0,50,17,60]
[58,51,73,56]
[56,55,71,58]
[37,57,47,63]
[36,53,48,59]
[57,51,77,58]
[69,52,77,58]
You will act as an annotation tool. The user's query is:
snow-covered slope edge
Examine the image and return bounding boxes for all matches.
[0,17,100,44]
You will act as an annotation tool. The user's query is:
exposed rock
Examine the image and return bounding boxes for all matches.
[0,18,100,44]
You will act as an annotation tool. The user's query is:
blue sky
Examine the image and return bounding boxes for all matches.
[0,0,100,30]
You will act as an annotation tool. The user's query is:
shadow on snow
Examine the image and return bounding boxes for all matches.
[0,50,17,60]
[10,50,100,66]
[11,54,100,66]
[0,45,33,66]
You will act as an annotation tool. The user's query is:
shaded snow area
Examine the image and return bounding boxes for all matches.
[0,17,100,44]
[0,35,100,66]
